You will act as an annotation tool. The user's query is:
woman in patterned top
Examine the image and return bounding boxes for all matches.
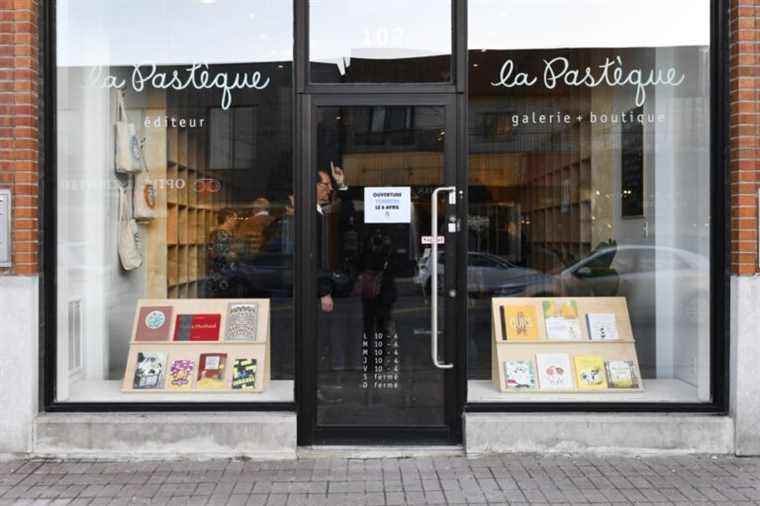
[206,208,243,297]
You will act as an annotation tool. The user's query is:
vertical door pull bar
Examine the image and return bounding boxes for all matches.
[430,186,455,370]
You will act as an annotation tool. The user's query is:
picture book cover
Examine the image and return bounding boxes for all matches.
[132,351,167,390]
[502,304,539,340]
[504,360,537,391]
[231,358,258,390]
[586,313,620,341]
[543,300,583,340]
[135,306,173,342]
[166,358,195,391]
[536,353,575,390]
[574,355,608,390]
[605,360,640,389]
[197,353,227,389]
[225,303,259,342]
[173,314,221,341]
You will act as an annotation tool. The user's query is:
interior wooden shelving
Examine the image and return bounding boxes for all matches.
[165,110,230,300]
[523,117,593,272]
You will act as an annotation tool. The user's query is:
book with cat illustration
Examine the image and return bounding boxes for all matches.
[504,360,537,391]
[574,355,608,391]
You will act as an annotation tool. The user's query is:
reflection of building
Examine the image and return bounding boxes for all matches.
[112,63,296,300]
[316,106,445,274]
[467,47,710,269]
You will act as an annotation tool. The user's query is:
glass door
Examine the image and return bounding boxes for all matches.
[299,95,461,444]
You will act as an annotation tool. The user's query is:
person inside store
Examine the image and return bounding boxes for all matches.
[261,193,295,256]
[315,162,400,382]
[236,194,296,298]
[315,162,366,385]
[206,207,245,298]
[357,227,398,340]
[316,162,357,313]
[238,197,275,253]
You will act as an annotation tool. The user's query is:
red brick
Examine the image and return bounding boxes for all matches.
[12,219,36,230]
[12,206,36,219]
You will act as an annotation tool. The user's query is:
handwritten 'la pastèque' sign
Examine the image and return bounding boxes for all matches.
[86,63,271,110]
[491,56,686,107]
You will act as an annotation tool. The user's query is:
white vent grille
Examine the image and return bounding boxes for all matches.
[67,299,83,373]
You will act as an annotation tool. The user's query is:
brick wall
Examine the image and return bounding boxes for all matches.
[731,0,760,276]
[0,0,38,276]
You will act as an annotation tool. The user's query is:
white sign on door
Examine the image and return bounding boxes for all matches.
[364,187,411,224]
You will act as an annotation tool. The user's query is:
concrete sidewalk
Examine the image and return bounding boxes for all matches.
[1,453,759,505]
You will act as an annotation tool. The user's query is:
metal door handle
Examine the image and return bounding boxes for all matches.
[430,186,455,370]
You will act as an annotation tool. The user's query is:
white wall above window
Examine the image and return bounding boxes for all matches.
[57,0,293,67]
[469,0,710,50]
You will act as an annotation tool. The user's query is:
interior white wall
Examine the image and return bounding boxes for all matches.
[652,50,677,381]
[589,47,710,386]
[652,48,711,398]
[106,92,150,379]
[590,72,655,377]
[56,66,147,399]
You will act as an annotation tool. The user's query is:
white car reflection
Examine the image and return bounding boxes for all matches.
[415,250,556,297]
[559,245,710,325]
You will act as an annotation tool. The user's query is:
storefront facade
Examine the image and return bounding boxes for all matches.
[0,0,757,456]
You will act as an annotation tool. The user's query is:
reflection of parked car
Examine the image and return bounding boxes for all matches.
[559,245,709,325]
[236,252,293,298]
[415,250,556,297]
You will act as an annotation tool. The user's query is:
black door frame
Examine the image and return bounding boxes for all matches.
[293,0,469,446]
[296,93,466,445]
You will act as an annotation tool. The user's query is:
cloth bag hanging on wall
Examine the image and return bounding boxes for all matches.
[133,139,157,222]
[118,185,143,271]
[115,90,143,175]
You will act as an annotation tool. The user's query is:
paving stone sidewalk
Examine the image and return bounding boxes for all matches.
[1,454,760,505]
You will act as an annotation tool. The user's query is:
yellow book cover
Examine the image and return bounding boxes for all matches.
[502,304,539,340]
[574,355,608,390]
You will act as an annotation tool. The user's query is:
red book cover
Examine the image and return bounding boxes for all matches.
[173,314,221,341]
[134,306,173,342]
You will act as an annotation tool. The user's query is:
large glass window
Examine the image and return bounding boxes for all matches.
[467,0,712,403]
[56,0,294,402]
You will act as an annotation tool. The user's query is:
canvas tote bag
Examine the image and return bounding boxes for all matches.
[133,139,157,222]
[115,90,143,175]
[118,185,143,271]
